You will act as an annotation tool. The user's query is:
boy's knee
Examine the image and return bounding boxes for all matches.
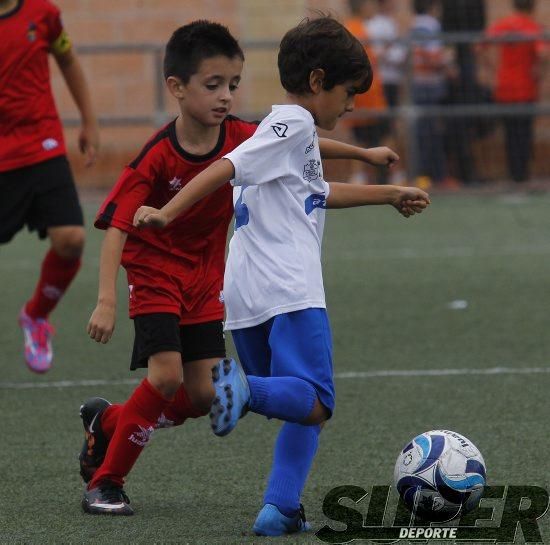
[50,227,85,259]
[148,357,183,399]
[302,400,331,425]
[151,375,182,399]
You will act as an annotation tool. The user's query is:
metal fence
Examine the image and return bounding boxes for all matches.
[67,31,550,185]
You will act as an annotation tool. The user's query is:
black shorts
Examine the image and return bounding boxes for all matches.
[0,155,84,243]
[130,313,226,370]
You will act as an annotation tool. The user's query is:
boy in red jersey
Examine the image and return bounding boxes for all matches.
[80,20,257,516]
[0,0,99,373]
[482,0,548,183]
[80,20,399,516]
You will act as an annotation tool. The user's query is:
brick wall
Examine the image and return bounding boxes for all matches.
[51,0,550,186]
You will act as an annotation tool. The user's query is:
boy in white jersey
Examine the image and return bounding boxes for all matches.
[134,16,430,537]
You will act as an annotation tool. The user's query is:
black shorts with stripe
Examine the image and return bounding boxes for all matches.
[131,313,226,369]
[0,156,84,243]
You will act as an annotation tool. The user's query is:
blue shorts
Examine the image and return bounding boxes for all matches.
[231,308,335,416]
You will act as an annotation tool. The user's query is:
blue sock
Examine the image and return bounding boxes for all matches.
[247,375,317,422]
[264,422,321,517]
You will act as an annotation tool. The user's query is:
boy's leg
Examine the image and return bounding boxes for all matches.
[229,309,334,535]
[83,313,183,515]
[19,157,84,373]
[80,314,225,492]
[254,309,334,535]
[79,378,205,485]
[253,423,320,536]
[232,310,334,425]
[83,352,180,515]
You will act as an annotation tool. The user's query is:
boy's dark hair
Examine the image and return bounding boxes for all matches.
[513,0,535,12]
[164,20,244,82]
[413,0,438,14]
[278,16,373,95]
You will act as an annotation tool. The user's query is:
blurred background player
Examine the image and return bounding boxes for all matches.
[441,0,487,186]
[345,0,390,184]
[80,21,256,515]
[0,0,99,373]
[481,0,548,184]
[410,0,455,188]
[134,16,430,537]
[366,0,407,110]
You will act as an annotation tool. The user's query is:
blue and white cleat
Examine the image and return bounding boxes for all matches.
[253,504,311,536]
[209,358,250,436]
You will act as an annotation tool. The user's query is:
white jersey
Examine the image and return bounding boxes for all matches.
[223,104,330,330]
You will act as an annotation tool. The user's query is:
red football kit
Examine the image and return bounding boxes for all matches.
[0,0,71,172]
[486,13,547,103]
[96,116,257,324]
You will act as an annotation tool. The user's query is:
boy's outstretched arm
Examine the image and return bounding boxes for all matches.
[87,227,127,344]
[54,48,99,167]
[319,138,399,167]
[326,183,430,218]
[134,158,235,228]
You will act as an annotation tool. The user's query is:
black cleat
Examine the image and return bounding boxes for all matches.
[79,397,111,483]
[82,482,133,516]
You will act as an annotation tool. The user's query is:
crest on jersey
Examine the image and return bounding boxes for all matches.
[27,22,37,42]
[303,159,320,183]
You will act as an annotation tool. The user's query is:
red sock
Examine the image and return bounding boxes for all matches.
[100,384,207,438]
[25,249,81,319]
[89,379,171,489]
[100,404,122,439]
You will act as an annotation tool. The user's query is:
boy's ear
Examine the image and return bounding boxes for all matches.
[309,68,325,95]
[166,76,186,99]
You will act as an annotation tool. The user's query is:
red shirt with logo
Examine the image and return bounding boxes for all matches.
[486,13,547,103]
[95,116,257,321]
[0,0,71,172]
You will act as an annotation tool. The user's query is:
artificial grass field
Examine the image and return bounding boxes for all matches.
[0,192,549,544]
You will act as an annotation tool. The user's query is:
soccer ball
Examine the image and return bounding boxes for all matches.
[394,429,486,522]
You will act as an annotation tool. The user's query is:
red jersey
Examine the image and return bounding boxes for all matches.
[0,0,71,172]
[486,13,547,103]
[96,116,257,307]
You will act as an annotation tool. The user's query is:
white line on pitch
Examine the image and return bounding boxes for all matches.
[0,366,548,390]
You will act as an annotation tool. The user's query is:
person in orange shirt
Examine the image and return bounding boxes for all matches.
[483,0,548,183]
[346,0,390,184]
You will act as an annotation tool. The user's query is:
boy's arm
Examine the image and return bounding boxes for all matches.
[326,182,430,217]
[318,138,399,167]
[54,48,99,167]
[134,158,235,228]
[87,227,127,344]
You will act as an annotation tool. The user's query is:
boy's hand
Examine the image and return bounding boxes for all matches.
[392,187,431,218]
[133,206,168,228]
[364,147,400,167]
[87,302,116,344]
[79,122,99,167]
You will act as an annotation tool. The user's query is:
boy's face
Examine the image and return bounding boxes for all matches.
[174,55,243,126]
[314,79,363,131]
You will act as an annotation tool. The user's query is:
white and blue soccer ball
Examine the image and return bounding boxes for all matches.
[394,430,486,522]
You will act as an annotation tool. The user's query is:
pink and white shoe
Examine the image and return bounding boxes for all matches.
[18,308,55,373]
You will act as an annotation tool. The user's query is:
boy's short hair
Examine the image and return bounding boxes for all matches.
[164,20,244,82]
[513,0,535,12]
[278,16,373,95]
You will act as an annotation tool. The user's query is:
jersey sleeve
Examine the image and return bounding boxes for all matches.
[44,2,71,53]
[224,114,310,187]
[95,167,154,232]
